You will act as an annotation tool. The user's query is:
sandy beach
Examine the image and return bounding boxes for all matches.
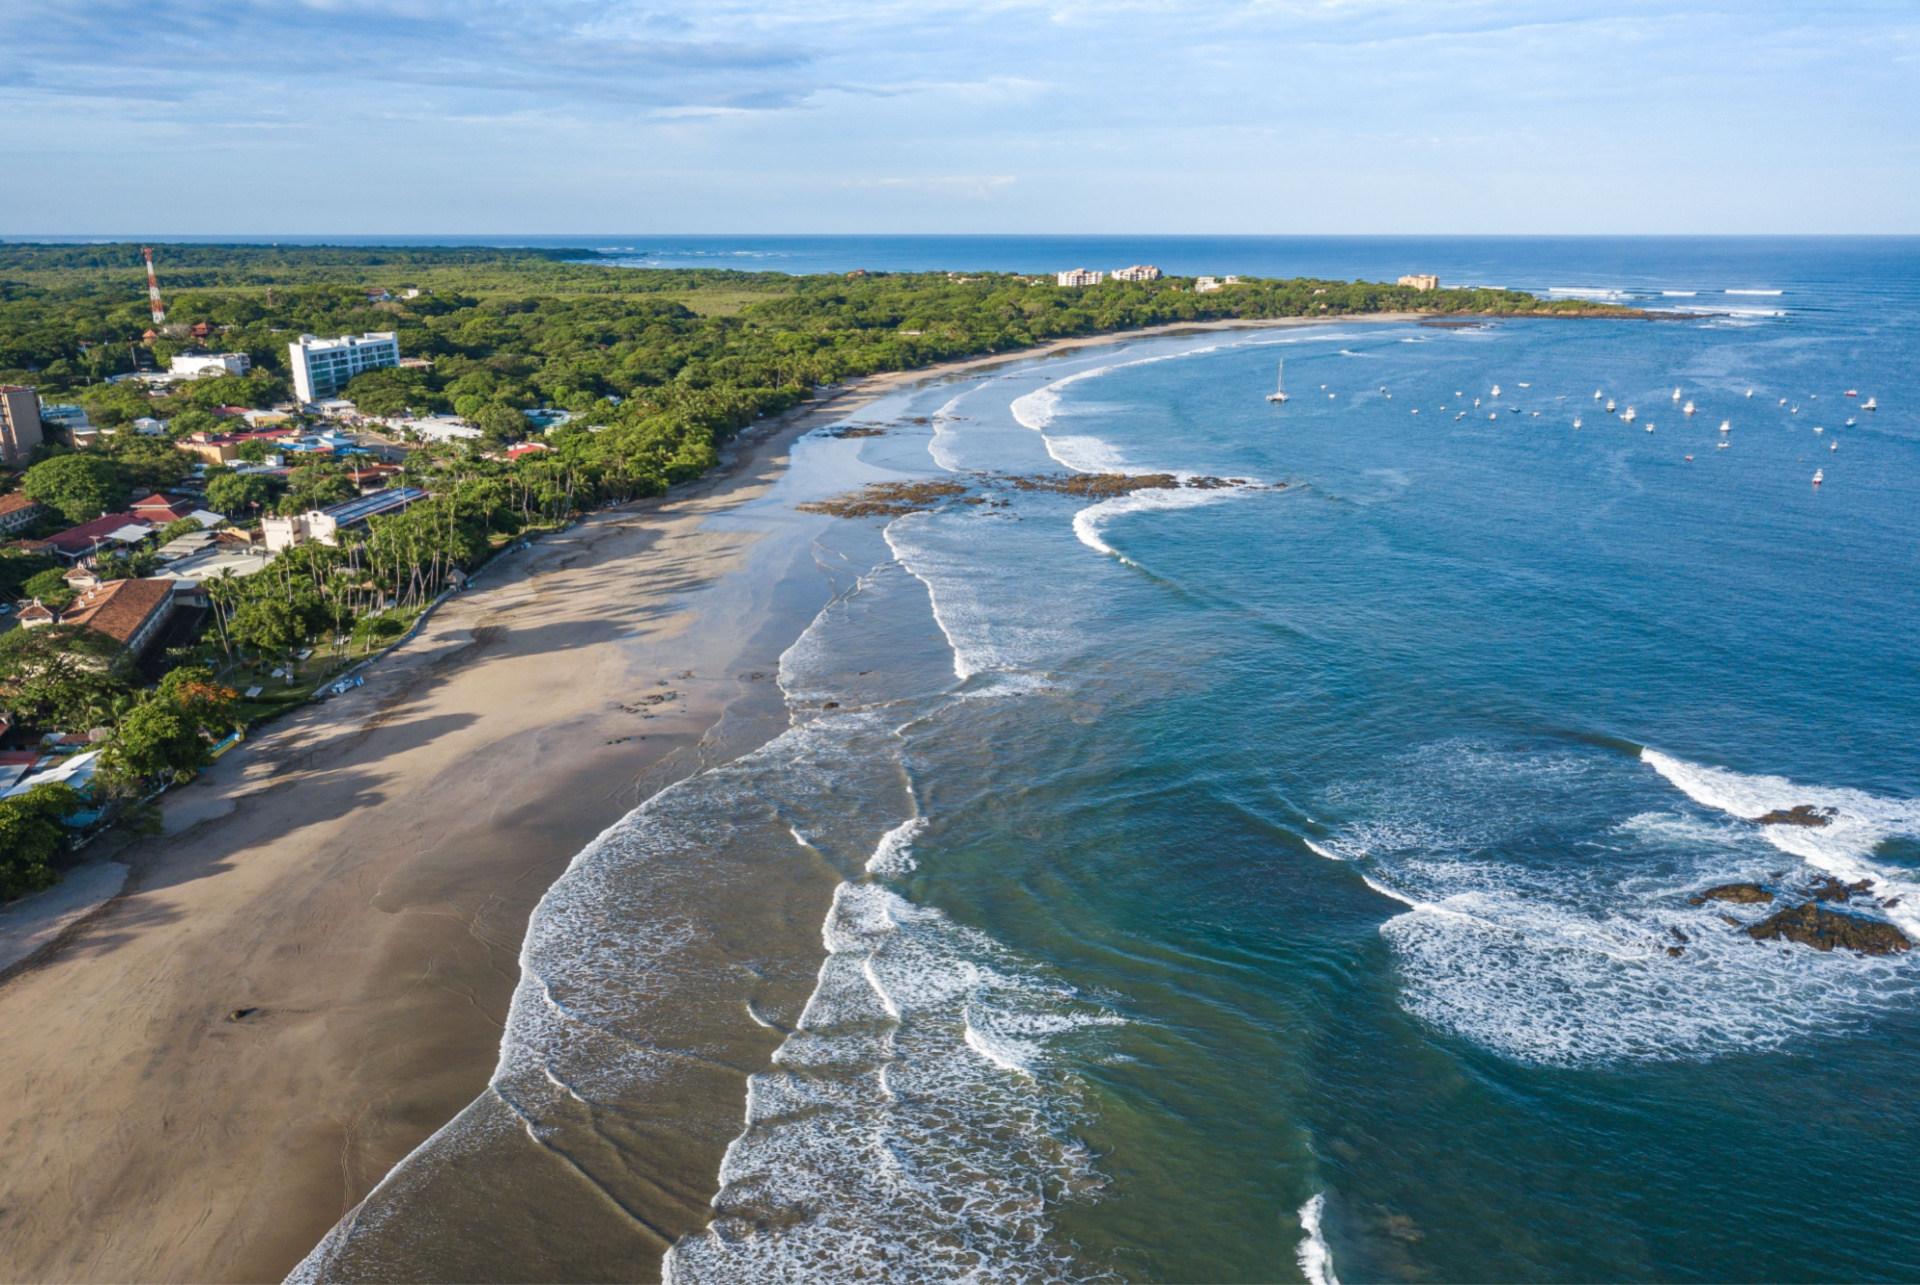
[0,314,1404,1284]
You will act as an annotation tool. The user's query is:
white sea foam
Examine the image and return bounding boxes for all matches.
[665,881,1121,1283]
[1663,290,1699,297]
[866,817,928,875]
[927,390,972,473]
[1070,483,1247,559]
[1726,289,1785,295]
[1641,748,1920,936]
[1323,742,1920,1066]
[1297,1193,1340,1285]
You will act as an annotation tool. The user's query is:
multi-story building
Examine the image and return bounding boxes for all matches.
[1398,274,1441,290]
[1111,265,1162,282]
[1056,269,1104,287]
[1195,277,1223,293]
[0,385,44,466]
[0,492,44,533]
[169,351,252,379]
[288,332,401,403]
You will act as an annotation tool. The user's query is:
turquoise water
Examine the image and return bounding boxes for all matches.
[483,241,1920,1282]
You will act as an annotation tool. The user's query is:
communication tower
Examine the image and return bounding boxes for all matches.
[142,245,166,324]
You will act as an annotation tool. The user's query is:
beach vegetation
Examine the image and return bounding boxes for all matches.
[0,783,81,899]
[0,624,131,731]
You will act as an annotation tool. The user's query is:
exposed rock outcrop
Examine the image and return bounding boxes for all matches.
[1753,804,1836,827]
[1746,903,1910,955]
[1689,883,1774,906]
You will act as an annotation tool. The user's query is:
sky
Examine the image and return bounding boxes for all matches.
[0,1,1915,236]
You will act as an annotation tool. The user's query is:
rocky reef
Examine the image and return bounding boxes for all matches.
[1689,883,1775,905]
[1745,903,1911,955]
[1753,804,1836,827]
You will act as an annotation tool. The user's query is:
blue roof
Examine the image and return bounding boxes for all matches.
[322,486,430,526]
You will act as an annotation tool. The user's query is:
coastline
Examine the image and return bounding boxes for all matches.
[0,312,1377,1284]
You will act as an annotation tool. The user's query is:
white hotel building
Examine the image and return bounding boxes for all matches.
[289,331,401,403]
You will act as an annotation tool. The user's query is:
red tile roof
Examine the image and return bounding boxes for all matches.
[0,493,42,518]
[58,579,174,648]
[45,513,153,557]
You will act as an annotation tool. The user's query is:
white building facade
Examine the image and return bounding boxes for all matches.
[289,332,401,403]
[169,352,252,379]
[1111,265,1162,282]
[1056,269,1104,287]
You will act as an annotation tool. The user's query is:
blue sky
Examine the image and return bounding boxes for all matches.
[1,1,1914,235]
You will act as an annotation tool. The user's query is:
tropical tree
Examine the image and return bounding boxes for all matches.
[0,783,81,899]
[0,624,128,730]
[21,452,123,523]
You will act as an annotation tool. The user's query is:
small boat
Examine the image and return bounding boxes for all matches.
[1646,422,1655,432]
[1672,387,1683,401]
[1746,389,1754,398]
[1683,400,1696,415]
[1489,413,1498,421]
[1717,441,1729,449]
[1846,417,1856,426]
[1845,390,1858,397]
[1791,407,1799,414]
[1606,398,1617,412]
[1813,426,1823,434]
[1719,420,1731,432]
[1573,417,1583,429]
[1813,469,1824,486]
[1780,398,1788,405]
[1455,413,1466,420]
[1685,455,1694,461]
[1594,390,1604,400]
[1623,407,1637,422]
[1267,359,1289,403]
[1830,443,1838,451]
[1474,398,1481,407]
[1492,384,1502,396]
[1865,397,1878,410]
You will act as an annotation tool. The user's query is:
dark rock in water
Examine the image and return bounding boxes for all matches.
[1803,876,1874,903]
[1753,804,1836,827]
[1746,903,1911,955]
[1689,883,1774,905]
[1671,927,1690,943]
[1666,946,1684,957]
[1720,915,1742,926]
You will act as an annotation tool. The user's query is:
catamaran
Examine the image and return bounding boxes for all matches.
[1267,360,1289,403]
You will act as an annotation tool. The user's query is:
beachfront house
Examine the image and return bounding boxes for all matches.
[1398,274,1441,290]
[263,486,429,552]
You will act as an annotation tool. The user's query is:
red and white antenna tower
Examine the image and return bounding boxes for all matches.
[141,245,166,324]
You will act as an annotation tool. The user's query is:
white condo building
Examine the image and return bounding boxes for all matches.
[1111,265,1162,282]
[1056,269,1104,287]
[289,331,401,402]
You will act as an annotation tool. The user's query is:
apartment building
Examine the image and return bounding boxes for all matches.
[1056,269,1104,287]
[288,331,401,403]
[1111,265,1162,282]
[1398,274,1441,290]
[0,385,44,466]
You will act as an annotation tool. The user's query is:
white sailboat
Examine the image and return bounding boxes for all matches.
[1719,420,1731,432]
[1573,417,1583,429]
[1865,397,1878,410]
[1267,360,1289,403]
[1492,384,1502,397]
[1672,387,1683,401]
[1622,406,1637,422]
[1594,390,1604,400]
[1814,426,1824,435]
[1683,400,1696,415]
[1746,389,1754,398]
[1717,441,1729,449]
[1813,469,1824,486]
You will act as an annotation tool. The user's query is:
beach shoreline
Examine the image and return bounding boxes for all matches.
[0,312,1381,1284]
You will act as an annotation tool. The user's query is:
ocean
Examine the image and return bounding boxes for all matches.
[304,238,1920,1282]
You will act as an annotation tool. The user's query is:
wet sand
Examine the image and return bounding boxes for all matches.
[0,315,1387,1285]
